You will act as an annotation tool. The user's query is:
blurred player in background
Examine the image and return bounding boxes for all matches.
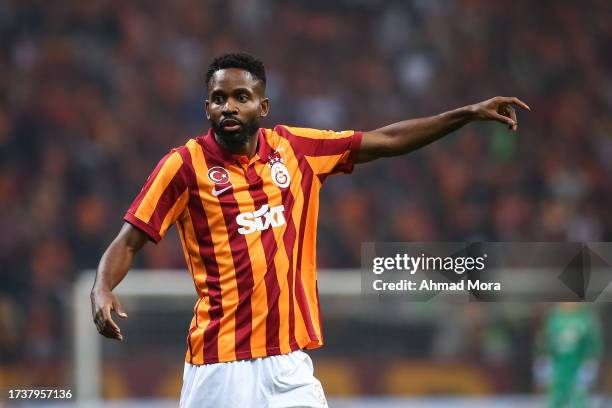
[535,303,602,408]
[90,52,529,407]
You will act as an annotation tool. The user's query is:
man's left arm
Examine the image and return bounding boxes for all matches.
[357,96,530,163]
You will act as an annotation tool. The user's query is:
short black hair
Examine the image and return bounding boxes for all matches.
[206,52,266,88]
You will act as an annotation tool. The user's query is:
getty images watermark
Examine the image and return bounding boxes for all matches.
[361,242,612,302]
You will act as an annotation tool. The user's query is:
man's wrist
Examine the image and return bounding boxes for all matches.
[463,104,480,120]
[440,105,478,124]
[91,283,112,295]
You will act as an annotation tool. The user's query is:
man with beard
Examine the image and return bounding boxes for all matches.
[91,53,529,407]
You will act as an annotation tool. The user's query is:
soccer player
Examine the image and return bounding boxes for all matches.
[535,303,602,408]
[91,53,529,407]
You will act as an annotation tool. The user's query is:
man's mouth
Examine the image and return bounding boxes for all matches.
[221,118,242,132]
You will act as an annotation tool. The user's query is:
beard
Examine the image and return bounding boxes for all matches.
[210,117,260,149]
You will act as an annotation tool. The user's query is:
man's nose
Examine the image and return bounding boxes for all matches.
[222,99,238,114]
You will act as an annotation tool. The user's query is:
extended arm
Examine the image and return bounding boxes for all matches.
[357,96,530,163]
[90,222,149,341]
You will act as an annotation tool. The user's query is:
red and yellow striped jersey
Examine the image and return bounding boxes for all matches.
[124,125,362,364]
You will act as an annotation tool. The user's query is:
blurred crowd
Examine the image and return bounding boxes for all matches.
[1,0,611,390]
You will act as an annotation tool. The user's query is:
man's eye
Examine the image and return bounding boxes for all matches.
[213,96,224,104]
[238,94,249,102]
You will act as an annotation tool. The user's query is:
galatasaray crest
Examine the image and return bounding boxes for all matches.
[207,166,230,185]
[268,152,290,188]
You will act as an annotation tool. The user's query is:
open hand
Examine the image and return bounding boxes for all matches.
[91,288,128,341]
[470,96,530,132]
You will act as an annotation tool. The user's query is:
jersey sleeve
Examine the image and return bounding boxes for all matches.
[275,125,362,181]
[123,150,189,243]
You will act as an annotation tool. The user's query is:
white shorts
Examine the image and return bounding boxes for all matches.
[179,350,328,408]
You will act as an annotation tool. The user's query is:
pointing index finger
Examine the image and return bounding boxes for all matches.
[503,96,530,111]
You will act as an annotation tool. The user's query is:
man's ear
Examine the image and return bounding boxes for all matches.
[260,98,270,118]
[204,99,210,120]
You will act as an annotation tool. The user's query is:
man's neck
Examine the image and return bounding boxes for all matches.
[214,131,258,159]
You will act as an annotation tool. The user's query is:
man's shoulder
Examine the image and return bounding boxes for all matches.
[269,125,335,145]
[158,137,203,165]
[173,136,203,152]
[266,125,317,149]
[271,125,321,136]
